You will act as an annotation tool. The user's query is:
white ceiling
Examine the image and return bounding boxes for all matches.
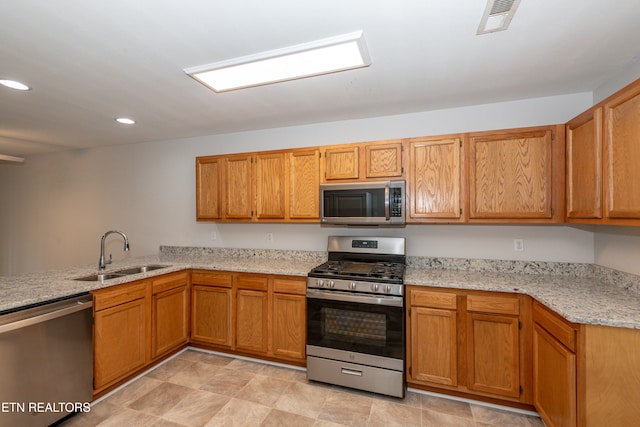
[2,0,640,158]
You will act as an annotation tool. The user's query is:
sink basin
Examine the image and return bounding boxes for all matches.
[73,265,171,282]
[74,273,126,282]
[112,265,170,275]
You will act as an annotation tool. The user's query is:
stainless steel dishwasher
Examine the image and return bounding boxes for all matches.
[0,293,93,427]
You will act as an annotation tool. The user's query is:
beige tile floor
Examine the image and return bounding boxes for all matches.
[60,349,545,427]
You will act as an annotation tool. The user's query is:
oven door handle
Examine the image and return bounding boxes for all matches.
[306,288,403,307]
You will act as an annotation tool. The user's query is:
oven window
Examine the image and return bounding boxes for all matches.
[324,307,387,343]
[307,297,404,360]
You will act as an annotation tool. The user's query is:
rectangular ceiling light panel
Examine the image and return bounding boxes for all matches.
[477,0,521,35]
[185,31,371,92]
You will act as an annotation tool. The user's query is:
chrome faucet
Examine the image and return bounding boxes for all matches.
[98,230,130,270]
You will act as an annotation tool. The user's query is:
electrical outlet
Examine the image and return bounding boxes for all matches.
[267,232,274,242]
[513,239,524,252]
[210,232,217,241]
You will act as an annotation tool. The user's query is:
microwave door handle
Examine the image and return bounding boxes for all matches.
[384,185,390,220]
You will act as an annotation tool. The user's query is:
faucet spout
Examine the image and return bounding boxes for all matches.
[99,230,130,270]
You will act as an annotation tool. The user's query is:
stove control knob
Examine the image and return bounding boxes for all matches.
[349,282,357,290]
[385,284,392,293]
[327,280,335,288]
[371,283,379,292]
[316,279,324,287]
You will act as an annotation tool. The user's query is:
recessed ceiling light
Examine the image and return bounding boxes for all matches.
[0,79,30,91]
[115,117,136,125]
[184,31,371,92]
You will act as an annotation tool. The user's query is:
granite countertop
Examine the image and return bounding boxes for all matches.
[0,249,321,314]
[406,268,640,329]
[1,246,639,330]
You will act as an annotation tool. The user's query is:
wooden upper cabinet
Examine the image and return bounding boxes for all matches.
[604,82,640,219]
[321,140,404,182]
[196,156,222,220]
[566,108,603,220]
[196,148,321,223]
[289,148,320,220]
[323,145,359,180]
[407,136,463,221]
[255,152,286,220]
[224,153,254,219]
[469,127,559,221]
[365,141,403,178]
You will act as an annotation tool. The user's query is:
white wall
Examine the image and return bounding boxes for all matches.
[1,92,596,275]
[594,227,640,276]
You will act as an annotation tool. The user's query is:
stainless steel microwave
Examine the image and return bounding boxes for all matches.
[320,180,406,225]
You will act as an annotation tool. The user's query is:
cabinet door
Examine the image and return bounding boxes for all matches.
[236,289,268,354]
[534,325,577,427]
[408,137,462,220]
[152,284,189,359]
[566,109,602,219]
[469,129,553,219]
[409,306,458,386]
[289,148,320,220]
[604,85,640,218]
[256,152,286,219]
[196,156,223,220]
[466,313,520,398]
[272,293,306,360]
[94,298,147,390]
[191,285,233,347]
[323,145,359,180]
[224,154,253,219]
[365,141,403,178]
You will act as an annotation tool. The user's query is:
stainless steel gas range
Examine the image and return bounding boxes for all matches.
[306,236,406,398]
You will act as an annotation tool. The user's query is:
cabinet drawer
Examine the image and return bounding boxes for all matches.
[152,271,188,294]
[191,271,233,288]
[533,301,577,352]
[273,278,306,295]
[237,275,268,291]
[410,289,457,309]
[93,281,148,312]
[466,294,519,315]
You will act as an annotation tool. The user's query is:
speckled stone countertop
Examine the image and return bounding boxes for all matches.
[1,246,639,330]
[0,247,324,314]
[406,268,640,329]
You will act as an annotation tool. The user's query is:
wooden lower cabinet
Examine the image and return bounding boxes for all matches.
[93,272,190,395]
[191,271,234,347]
[190,270,306,364]
[407,289,458,386]
[533,301,577,427]
[534,301,640,427]
[272,278,306,360]
[151,272,190,359]
[235,275,269,354]
[407,286,532,406]
[93,281,149,392]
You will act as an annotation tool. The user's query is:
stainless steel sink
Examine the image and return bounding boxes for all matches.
[73,265,171,282]
[74,273,126,282]
[112,264,170,275]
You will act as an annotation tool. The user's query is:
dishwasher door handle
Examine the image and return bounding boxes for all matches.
[0,297,92,334]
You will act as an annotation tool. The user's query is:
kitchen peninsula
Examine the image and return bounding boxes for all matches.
[2,245,640,426]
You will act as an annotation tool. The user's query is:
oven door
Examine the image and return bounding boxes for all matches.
[306,289,404,361]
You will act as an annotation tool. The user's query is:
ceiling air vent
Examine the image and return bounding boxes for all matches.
[477,0,522,35]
